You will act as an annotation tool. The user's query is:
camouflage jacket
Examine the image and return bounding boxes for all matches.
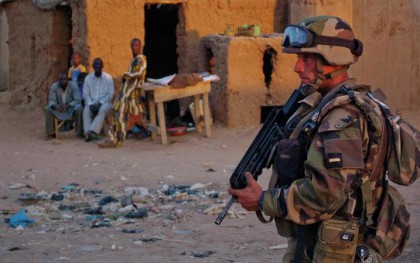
[261,80,387,229]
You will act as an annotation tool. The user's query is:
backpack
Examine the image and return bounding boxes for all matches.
[311,84,419,259]
[365,90,420,186]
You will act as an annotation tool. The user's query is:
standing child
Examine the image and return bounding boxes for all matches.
[68,52,87,99]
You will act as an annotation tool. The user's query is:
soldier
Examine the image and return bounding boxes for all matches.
[229,16,387,262]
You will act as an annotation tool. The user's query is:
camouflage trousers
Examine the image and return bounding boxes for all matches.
[282,238,383,263]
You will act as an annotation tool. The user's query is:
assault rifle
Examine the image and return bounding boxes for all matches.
[215,85,314,225]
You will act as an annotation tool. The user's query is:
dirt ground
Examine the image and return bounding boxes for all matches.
[0,105,420,263]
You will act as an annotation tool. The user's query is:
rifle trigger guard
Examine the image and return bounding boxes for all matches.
[256,211,273,224]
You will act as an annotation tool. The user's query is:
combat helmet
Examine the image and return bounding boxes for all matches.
[282,15,363,66]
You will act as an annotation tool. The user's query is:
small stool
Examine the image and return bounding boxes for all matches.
[54,117,74,139]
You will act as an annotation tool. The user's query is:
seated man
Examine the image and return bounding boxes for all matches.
[44,72,83,139]
[83,58,114,142]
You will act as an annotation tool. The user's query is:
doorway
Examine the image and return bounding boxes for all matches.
[0,8,9,92]
[144,4,181,123]
[51,5,72,79]
[144,4,179,78]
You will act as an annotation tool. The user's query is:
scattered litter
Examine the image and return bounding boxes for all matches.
[190,183,206,189]
[81,188,103,196]
[85,215,105,222]
[111,244,124,250]
[120,195,133,207]
[4,183,30,190]
[269,243,288,250]
[85,207,104,215]
[202,163,212,168]
[15,225,25,232]
[51,193,64,201]
[134,237,161,243]
[125,208,148,219]
[59,185,77,193]
[59,204,76,211]
[91,218,112,228]
[203,204,226,215]
[3,177,232,254]
[25,205,47,217]
[190,251,215,258]
[204,190,219,198]
[98,196,119,206]
[121,228,144,234]
[9,246,25,251]
[18,193,48,205]
[123,187,149,197]
[8,209,35,228]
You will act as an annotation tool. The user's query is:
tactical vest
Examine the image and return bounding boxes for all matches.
[304,84,413,259]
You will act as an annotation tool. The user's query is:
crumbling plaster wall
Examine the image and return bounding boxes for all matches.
[203,35,299,128]
[3,0,69,109]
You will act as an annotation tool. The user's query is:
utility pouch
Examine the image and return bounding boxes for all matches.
[365,184,410,259]
[313,218,359,263]
[274,138,305,186]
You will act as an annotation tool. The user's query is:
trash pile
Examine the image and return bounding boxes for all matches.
[1,181,248,231]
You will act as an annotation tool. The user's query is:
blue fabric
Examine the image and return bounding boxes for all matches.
[9,209,35,228]
[130,125,141,134]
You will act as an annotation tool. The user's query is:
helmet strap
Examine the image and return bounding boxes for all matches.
[313,56,348,86]
[312,56,326,86]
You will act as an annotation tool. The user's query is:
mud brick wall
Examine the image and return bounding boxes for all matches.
[81,0,145,80]
[203,35,299,128]
[79,0,287,87]
[3,0,70,109]
[178,0,288,74]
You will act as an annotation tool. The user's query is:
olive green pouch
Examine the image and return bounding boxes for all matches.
[313,218,359,263]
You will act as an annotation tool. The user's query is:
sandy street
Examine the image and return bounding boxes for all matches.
[0,105,419,263]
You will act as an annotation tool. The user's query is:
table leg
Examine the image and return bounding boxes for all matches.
[194,95,202,133]
[148,95,157,141]
[203,93,211,138]
[157,102,167,145]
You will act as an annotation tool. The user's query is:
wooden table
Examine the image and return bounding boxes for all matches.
[143,81,212,145]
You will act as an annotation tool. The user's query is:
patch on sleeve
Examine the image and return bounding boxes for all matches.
[323,138,364,169]
[326,153,343,169]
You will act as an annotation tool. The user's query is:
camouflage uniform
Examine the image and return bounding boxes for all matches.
[261,16,387,262]
[261,80,387,262]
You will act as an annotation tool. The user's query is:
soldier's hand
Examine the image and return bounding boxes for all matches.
[228,172,262,211]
